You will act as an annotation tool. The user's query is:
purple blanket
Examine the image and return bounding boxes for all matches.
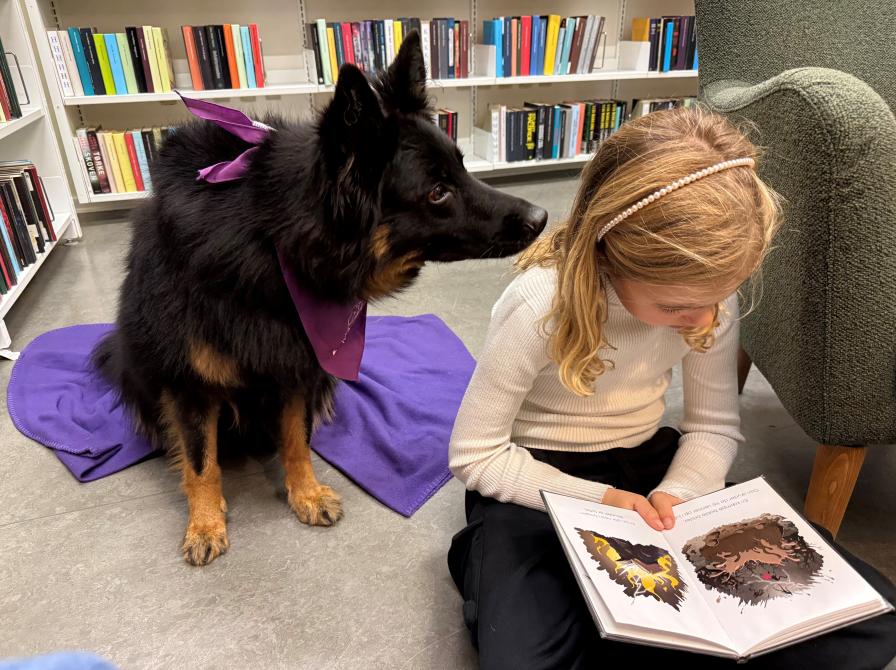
[7,316,473,516]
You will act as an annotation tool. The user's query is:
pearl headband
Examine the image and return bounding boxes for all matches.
[596,157,756,242]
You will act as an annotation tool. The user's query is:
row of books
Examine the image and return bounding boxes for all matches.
[47,26,175,97]
[307,17,470,85]
[0,34,23,121]
[431,109,459,143]
[477,96,697,163]
[482,15,605,78]
[182,24,265,91]
[632,16,697,72]
[484,99,626,163]
[630,96,697,118]
[74,127,173,195]
[0,161,58,295]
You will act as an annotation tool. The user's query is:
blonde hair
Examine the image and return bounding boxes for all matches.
[517,105,782,397]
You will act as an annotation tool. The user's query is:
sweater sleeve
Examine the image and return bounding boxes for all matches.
[648,294,745,501]
[449,285,614,511]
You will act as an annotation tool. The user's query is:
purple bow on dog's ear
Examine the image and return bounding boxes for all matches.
[175,90,367,381]
[176,90,274,183]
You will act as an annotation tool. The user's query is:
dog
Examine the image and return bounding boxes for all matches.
[93,31,548,566]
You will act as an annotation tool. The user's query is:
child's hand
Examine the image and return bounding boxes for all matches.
[602,488,665,531]
[648,492,685,530]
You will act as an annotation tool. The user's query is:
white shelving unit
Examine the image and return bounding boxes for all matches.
[23,0,697,210]
[0,0,80,352]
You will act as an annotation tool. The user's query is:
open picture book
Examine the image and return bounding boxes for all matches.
[541,477,893,662]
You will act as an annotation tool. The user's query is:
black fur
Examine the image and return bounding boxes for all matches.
[93,32,547,517]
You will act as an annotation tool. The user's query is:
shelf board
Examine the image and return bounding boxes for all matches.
[491,153,594,172]
[427,75,495,88]
[89,191,148,203]
[63,70,698,104]
[0,107,44,141]
[64,83,320,105]
[488,69,698,85]
[0,211,74,318]
[81,150,593,193]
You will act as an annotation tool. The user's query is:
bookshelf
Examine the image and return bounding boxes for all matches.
[23,0,697,210]
[0,0,80,354]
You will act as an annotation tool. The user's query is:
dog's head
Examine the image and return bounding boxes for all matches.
[276,32,547,302]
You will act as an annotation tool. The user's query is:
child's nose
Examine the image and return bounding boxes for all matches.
[681,309,715,329]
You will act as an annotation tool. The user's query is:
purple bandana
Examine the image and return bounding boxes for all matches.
[177,92,367,381]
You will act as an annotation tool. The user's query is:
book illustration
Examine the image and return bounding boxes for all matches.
[576,528,687,610]
[681,514,824,607]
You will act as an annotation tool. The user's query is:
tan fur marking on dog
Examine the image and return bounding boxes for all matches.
[281,395,343,526]
[371,226,391,260]
[364,251,425,301]
[160,392,228,566]
[188,340,240,387]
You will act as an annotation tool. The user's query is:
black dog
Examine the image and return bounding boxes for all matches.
[94,32,547,566]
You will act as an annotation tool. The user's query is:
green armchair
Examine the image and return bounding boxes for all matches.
[694,0,896,537]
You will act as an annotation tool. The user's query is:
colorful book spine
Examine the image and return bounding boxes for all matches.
[125,27,147,93]
[240,26,256,87]
[559,17,575,74]
[384,19,394,64]
[86,129,110,193]
[93,34,116,94]
[661,20,675,72]
[115,33,138,94]
[58,31,84,96]
[315,19,332,85]
[420,20,431,78]
[151,27,172,92]
[111,132,137,191]
[103,33,128,94]
[47,31,75,97]
[204,25,226,89]
[0,204,21,278]
[326,26,339,81]
[75,128,100,194]
[97,132,119,193]
[182,26,203,90]
[142,26,161,92]
[67,27,94,95]
[529,17,541,78]
[493,19,504,77]
[231,25,248,88]
[223,25,240,88]
[123,132,144,191]
[392,20,402,58]
[543,15,560,75]
[520,16,531,77]
[135,27,154,92]
[78,29,103,95]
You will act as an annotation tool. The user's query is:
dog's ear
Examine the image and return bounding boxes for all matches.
[378,30,429,115]
[319,64,385,168]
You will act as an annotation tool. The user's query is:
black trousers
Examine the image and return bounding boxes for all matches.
[447,427,896,670]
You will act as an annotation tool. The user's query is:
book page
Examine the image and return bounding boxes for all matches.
[663,477,889,654]
[542,491,733,647]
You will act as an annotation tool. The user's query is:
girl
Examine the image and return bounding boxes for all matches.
[446,106,896,669]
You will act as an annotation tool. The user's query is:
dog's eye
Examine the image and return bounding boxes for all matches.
[428,184,450,205]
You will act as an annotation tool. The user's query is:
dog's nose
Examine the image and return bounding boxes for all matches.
[523,206,548,235]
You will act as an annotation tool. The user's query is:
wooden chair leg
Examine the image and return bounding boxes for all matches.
[737,346,752,395]
[804,444,866,539]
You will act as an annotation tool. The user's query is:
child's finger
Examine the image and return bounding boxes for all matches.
[633,497,664,531]
[652,496,675,530]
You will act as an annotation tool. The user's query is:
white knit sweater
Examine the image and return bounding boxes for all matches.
[448,264,744,511]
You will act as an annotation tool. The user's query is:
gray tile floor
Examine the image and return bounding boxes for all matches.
[1,174,894,669]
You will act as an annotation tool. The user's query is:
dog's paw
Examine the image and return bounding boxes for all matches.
[288,485,344,527]
[182,523,229,566]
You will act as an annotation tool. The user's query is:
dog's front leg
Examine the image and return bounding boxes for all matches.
[161,393,228,565]
[280,395,343,526]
